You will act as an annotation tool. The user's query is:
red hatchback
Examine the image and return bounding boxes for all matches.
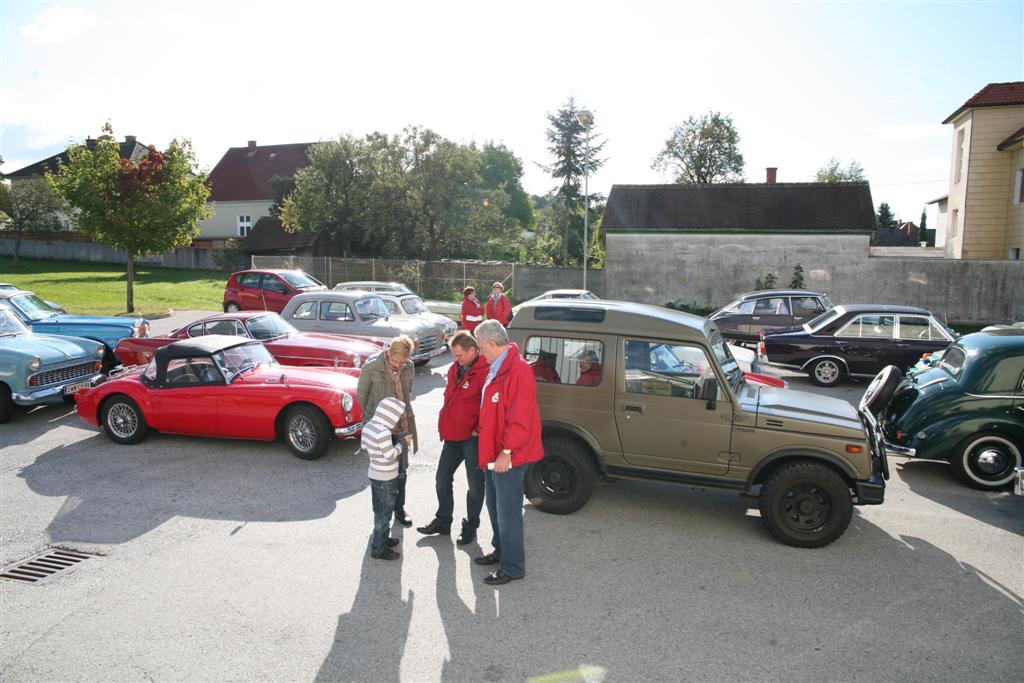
[224,269,326,313]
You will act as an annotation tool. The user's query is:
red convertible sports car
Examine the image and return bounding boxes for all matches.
[76,336,363,459]
[115,311,383,369]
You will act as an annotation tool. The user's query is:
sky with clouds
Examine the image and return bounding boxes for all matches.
[2,1,1022,223]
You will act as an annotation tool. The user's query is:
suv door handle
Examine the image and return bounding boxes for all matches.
[623,404,644,414]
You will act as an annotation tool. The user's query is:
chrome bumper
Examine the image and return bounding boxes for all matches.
[335,421,363,437]
[883,440,916,457]
[12,372,103,405]
[411,345,447,362]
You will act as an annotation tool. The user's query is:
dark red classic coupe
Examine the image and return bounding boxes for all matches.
[76,336,363,459]
[115,311,383,369]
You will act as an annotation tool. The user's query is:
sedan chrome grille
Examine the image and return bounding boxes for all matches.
[29,361,98,388]
[418,335,439,353]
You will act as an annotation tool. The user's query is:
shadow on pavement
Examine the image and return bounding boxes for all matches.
[316,478,1022,681]
[897,459,1024,535]
[17,428,368,546]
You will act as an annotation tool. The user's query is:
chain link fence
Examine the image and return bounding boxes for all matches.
[251,256,515,302]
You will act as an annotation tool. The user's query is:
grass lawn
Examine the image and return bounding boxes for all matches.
[0,257,227,316]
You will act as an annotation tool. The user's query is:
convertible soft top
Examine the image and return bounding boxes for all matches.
[156,335,255,361]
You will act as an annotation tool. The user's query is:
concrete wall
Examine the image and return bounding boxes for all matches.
[1,236,229,271]
[606,232,1024,324]
[513,265,606,300]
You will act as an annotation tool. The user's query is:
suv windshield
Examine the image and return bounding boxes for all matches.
[10,294,58,321]
[280,272,324,289]
[247,314,296,340]
[807,308,843,333]
[0,307,29,335]
[355,297,390,319]
[400,296,428,314]
[709,330,743,391]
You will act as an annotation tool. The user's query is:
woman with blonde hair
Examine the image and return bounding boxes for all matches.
[357,334,418,526]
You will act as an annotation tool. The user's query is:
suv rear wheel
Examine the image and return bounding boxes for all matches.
[758,461,853,548]
[525,435,596,515]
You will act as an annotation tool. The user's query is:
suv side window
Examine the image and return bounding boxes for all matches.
[791,297,824,314]
[320,301,354,322]
[261,275,289,294]
[291,301,317,320]
[623,340,724,401]
[754,297,789,314]
[524,336,604,386]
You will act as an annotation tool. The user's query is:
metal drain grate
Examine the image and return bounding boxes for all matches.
[0,549,96,584]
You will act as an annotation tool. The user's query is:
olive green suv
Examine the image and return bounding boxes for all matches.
[508,300,888,548]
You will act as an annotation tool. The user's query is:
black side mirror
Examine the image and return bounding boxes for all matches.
[704,377,719,410]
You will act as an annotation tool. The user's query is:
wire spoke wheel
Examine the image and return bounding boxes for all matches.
[107,403,139,439]
[288,414,318,453]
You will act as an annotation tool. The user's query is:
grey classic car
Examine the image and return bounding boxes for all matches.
[375,292,458,347]
[0,302,105,423]
[280,291,446,366]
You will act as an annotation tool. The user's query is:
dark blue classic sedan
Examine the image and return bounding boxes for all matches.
[759,304,957,387]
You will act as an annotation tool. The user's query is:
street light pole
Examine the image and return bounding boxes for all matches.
[577,109,594,290]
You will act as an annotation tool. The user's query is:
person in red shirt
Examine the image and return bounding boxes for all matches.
[472,320,544,585]
[576,349,602,386]
[484,282,512,325]
[530,350,562,383]
[460,286,485,333]
[417,330,489,545]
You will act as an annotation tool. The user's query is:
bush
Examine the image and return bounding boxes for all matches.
[665,301,715,317]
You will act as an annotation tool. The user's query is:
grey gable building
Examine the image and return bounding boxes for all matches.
[603,176,875,310]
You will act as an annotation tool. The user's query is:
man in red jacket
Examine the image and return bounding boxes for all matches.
[472,319,544,585]
[484,282,512,325]
[417,331,489,545]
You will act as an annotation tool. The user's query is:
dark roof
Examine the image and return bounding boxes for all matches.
[5,139,151,178]
[244,216,321,253]
[156,335,255,361]
[207,142,313,201]
[602,182,875,232]
[943,81,1024,124]
[997,126,1024,151]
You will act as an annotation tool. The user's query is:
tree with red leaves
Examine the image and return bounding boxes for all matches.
[49,123,211,312]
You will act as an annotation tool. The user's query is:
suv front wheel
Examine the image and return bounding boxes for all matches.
[758,461,853,548]
[525,436,596,515]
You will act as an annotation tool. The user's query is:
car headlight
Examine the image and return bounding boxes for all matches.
[135,321,150,338]
[95,345,106,358]
[342,393,354,412]
[28,357,41,372]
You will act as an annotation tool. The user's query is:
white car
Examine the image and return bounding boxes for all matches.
[512,289,599,313]
[373,293,458,348]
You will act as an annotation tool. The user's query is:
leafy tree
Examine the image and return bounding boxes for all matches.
[755,272,777,290]
[920,209,927,232]
[7,177,68,267]
[268,174,296,217]
[652,111,744,184]
[0,181,12,226]
[541,97,606,266]
[815,158,866,182]
[480,142,533,230]
[49,123,211,312]
[790,263,805,289]
[875,202,897,229]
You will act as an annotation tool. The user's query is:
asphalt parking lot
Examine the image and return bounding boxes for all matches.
[2,310,1021,681]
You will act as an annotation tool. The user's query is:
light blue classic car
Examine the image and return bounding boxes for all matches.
[0,303,105,423]
[0,289,150,367]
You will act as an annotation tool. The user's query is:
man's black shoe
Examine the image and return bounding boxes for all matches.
[387,537,400,548]
[372,548,401,561]
[484,570,522,585]
[394,509,413,527]
[456,528,477,546]
[473,552,500,566]
[416,520,451,536]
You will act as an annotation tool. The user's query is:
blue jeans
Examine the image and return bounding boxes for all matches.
[395,460,407,514]
[484,464,527,578]
[370,478,398,555]
[434,437,484,530]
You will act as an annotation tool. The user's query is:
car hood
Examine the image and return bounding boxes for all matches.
[368,317,434,337]
[1,332,101,364]
[271,333,383,358]
[34,314,144,329]
[239,365,359,391]
[746,384,864,438]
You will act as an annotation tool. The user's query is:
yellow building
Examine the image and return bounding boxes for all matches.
[942,81,1024,260]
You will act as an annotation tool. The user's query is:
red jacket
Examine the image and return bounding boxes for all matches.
[460,297,485,333]
[577,364,602,386]
[438,356,489,442]
[477,343,544,468]
[485,293,512,325]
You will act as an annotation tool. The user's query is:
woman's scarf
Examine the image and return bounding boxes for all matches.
[385,351,409,434]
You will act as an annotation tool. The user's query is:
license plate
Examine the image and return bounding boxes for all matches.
[64,380,91,396]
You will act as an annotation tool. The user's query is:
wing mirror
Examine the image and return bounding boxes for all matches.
[703,377,719,410]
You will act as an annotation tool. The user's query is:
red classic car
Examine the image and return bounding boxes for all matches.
[115,311,383,369]
[76,336,363,459]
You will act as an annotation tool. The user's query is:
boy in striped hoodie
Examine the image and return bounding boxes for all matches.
[363,397,412,560]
